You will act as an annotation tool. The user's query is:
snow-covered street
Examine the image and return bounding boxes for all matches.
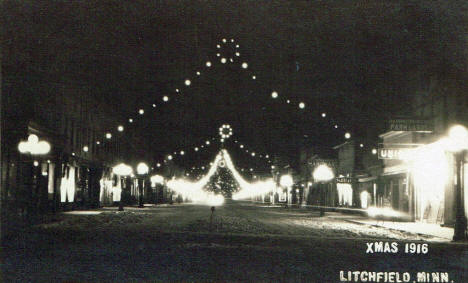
[2,201,467,282]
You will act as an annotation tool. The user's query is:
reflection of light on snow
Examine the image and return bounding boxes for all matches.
[367,207,401,218]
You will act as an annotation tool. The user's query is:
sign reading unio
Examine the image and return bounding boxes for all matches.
[378,148,412,160]
[388,119,433,132]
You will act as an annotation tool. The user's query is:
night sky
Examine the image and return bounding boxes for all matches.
[4,1,467,172]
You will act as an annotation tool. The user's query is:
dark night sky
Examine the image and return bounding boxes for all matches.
[3,0,467,172]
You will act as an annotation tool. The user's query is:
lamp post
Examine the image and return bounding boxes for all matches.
[280,174,293,206]
[18,134,51,218]
[137,162,149,208]
[448,125,468,241]
[151,174,165,205]
[313,164,334,217]
[112,163,133,211]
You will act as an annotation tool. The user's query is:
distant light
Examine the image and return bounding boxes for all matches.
[152,104,156,108]
[201,166,205,170]
[240,145,244,148]
[252,75,256,80]
[206,61,212,67]
[176,88,179,92]
[231,39,234,42]
[163,96,169,102]
[196,71,200,76]
[216,44,221,48]
[129,118,133,123]
[250,168,253,172]
[241,62,248,69]
[221,58,227,64]
[194,147,199,151]
[185,79,191,86]
[118,125,124,132]
[72,152,75,156]
[334,125,338,128]
[206,141,210,145]
[151,175,164,185]
[47,160,51,163]
[96,141,101,145]
[265,155,269,158]
[236,44,239,48]
[136,162,149,175]
[167,155,173,160]
[33,160,39,167]
[83,146,89,152]
[251,152,255,156]
[222,38,226,43]
[322,113,326,117]
[106,133,112,139]
[372,148,377,155]
[287,100,290,103]
[180,150,185,155]
[229,58,234,62]
[216,53,220,57]
[271,91,278,98]
[299,102,305,109]
[345,132,351,139]
[360,143,364,148]
[139,109,144,115]
[28,134,39,144]
[235,52,240,57]
[157,163,161,167]
[271,165,275,169]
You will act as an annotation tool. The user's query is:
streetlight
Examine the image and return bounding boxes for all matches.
[113,163,133,211]
[280,174,293,205]
[447,125,468,241]
[313,164,335,216]
[137,162,149,208]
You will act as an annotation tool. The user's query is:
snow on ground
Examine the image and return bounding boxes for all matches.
[36,202,439,241]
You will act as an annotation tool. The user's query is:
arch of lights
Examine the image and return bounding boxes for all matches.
[166,149,275,206]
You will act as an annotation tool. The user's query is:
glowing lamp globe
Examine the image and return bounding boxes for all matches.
[83,146,89,152]
[151,175,164,185]
[206,61,211,67]
[221,58,227,64]
[137,162,149,175]
[28,134,39,144]
[313,164,334,182]
[271,91,278,98]
[448,125,468,151]
[280,175,293,187]
[241,62,248,69]
[185,79,191,86]
[118,125,124,132]
[299,102,305,109]
[139,109,144,115]
[106,133,112,139]
[345,132,351,139]
[113,163,133,176]
[18,141,28,153]
[163,96,169,102]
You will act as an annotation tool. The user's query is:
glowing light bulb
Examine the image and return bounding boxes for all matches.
[345,132,351,139]
[180,150,185,155]
[251,152,255,156]
[299,102,305,109]
[194,147,199,151]
[221,58,227,64]
[83,146,89,152]
[196,71,200,76]
[176,88,179,92]
[231,39,234,42]
[28,134,39,144]
[129,118,133,123]
[271,91,278,98]
[185,79,191,86]
[235,52,240,57]
[206,61,211,67]
[163,96,169,102]
[216,53,220,57]
[152,104,156,108]
[229,58,233,62]
[206,141,210,145]
[372,148,377,155]
[96,141,100,145]
[167,155,173,160]
[241,62,248,69]
[360,143,364,148]
[157,163,161,167]
[216,44,221,48]
[222,38,226,43]
[334,125,338,128]
[252,75,256,80]
[118,125,124,132]
[287,100,290,104]
[33,160,39,167]
[139,109,144,115]
[236,44,239,48]
[322,113,326,117]
[106,133,112,139]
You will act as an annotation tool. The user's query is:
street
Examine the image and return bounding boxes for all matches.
[2,201,467,282]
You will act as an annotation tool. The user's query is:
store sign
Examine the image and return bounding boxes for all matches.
[336,177,353,183]
[388,119,433,132]
[378,148,412,160]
